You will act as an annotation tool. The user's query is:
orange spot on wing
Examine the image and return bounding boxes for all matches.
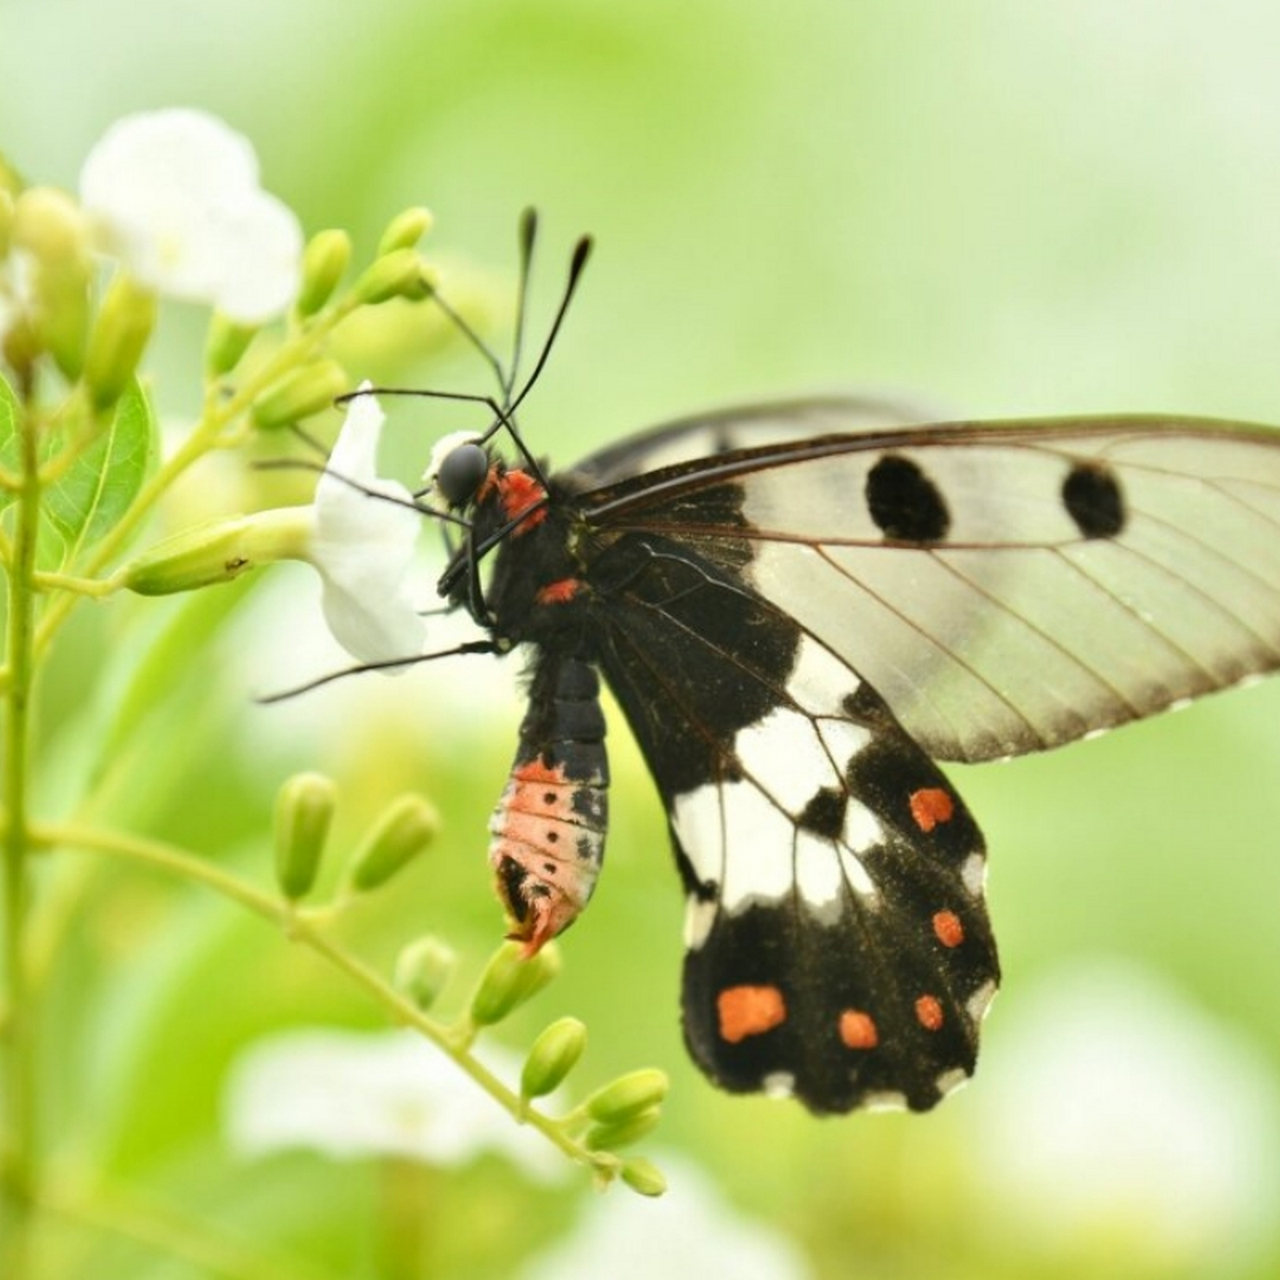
[932,909,964,948]
[910,787,954,832]
[536,577,581,606]
[838,1009,879,1050]
[915,994,944,1031]
[717,985,786,1043]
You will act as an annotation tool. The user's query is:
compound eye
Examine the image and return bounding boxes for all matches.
[435,442,489,507]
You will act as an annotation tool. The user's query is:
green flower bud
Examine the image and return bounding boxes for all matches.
[583,1107,662,1153]
[345,794,439,893]
[377,206,433,256]
[83,273,157,411]
[520,1017,587,1099]
[250,360,348,429]
[584,1069,670,1125]
[468,940,561,1028]
[620,1157,668,1198]
[353,248,434,305]
[274,772,336,900]
[204,312,258,377]
[296,229,352,317]
[119,507,312,595]
[13,186,93,379]
[394,936,457,1011]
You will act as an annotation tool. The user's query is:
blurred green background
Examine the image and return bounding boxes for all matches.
[6,1,1280,1277]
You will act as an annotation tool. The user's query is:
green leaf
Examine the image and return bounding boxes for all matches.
[41,378,155,569]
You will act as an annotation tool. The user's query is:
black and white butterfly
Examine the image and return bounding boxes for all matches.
[396,216,1280,1115]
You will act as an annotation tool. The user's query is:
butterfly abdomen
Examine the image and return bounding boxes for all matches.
[488,652,609,955]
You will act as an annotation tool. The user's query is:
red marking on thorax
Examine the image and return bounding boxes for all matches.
[536,578,581,606]
[496,468,548,534]
[909,787,955,832]
[717,985,787,1043]
[838,1009,879,1050]
[915,994,944,1031]
[932,909,964,948]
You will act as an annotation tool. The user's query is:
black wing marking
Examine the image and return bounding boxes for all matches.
[577,414,1280,762]
[585,529,998,1113]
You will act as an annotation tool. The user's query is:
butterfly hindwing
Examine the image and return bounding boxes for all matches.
[581,526,997,1112]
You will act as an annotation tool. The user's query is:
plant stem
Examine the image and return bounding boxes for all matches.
[33,820,619,1179]
[1,394,41,1276]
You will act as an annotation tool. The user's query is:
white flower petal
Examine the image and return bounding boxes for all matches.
[309,386,427,664]
[223,1028,564,1183]
[972,958,1280,1267]
[79,107,301,319]
[212,189,303,324]
[517,1156,812,1280]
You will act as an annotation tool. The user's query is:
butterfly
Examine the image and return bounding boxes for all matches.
[400,214,1280,1115]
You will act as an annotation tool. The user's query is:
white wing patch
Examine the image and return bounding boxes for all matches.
[670,633,885,934]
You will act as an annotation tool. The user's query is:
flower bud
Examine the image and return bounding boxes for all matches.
[583,1107,662,1153]
[296,229,352,317]
[119,507,312,595]
[377,207,433,256]
[394,936,457,1011]
[83,273,157,411]
[620,1157,668,1197]
[468,940,560,1028]
[274,772,336,900]
[12,186,93,379]
[204,312,258,377]
[584,1069,670,1125]
[344,794,438,892]
[353,248,434,305]
[250,360,348,429]
[520,1017,587,1100]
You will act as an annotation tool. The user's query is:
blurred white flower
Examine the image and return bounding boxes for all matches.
[0,249,35,349]
[972,957,1280,1269]
[517,1156,812,1280]
[223,1027,564,1183]
[79,107,301,323]
[306,385,428,664]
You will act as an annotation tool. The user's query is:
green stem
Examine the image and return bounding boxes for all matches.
[31,821,618,1179]
[30,295,361,662]
[1,394,41,1274]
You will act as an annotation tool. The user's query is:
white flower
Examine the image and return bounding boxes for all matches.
[517,1156,813,1280]
[307,386,428,664]
[971,957,1280,1269]
[223,1027,564,1183]
[79,107,301,323]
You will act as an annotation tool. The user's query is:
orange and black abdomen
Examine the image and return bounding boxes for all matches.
[488,652,609,954]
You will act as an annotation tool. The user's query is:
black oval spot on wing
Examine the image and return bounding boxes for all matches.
[1062,461,1126,538]
[866,455,950,543]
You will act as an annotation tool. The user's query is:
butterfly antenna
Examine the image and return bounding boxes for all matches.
[504,206,539,403]
[428,288,508,398]
[507,234,593,420]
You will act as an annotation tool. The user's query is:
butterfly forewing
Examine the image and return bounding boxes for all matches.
[578,412,1280,763]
